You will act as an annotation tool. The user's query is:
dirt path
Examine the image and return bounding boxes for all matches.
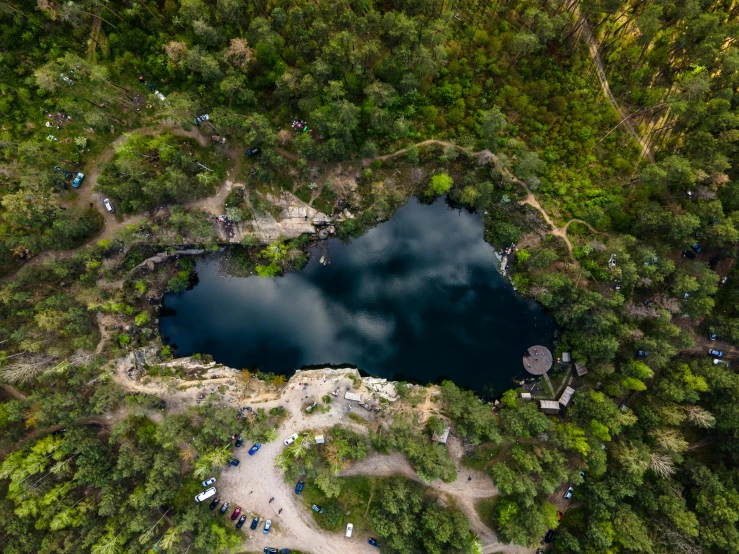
[5,123,215,279]
[110,363,523,553]
[0,383,28,400]
[576,13,654,163]
[342,450,528,554]
[376,139,603,260]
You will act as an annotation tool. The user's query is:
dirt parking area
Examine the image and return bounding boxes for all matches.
[217,373,379,554]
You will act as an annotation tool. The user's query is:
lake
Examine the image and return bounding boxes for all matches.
[159,197,556,394]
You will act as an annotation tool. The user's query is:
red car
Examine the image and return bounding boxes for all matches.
[231,506,241,521]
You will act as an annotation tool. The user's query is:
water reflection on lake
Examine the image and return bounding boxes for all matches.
[160,197,556,394]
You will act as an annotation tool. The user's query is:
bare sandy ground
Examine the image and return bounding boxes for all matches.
[111,363,531,553]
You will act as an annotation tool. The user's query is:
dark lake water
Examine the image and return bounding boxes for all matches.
[160,197,556,394]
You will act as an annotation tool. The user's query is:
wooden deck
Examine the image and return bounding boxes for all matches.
[523,345,553,375]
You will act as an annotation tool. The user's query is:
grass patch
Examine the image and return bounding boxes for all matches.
[313,185,337,215]
[461,443,502,471]
[348,412,367,424]
[300,475,374,534]
[475,496,497,532]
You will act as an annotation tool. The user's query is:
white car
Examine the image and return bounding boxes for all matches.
[194,487,216,503]
[154,90,166,101]
[345,523,353,538]
[103,198,114,213]
[284,433,299,446]
[195,114,209,124]
[201,477,216,487]
[564,486,574,500]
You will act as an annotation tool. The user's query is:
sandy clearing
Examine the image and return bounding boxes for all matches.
[114,361,526,554]
[216,372,380,554]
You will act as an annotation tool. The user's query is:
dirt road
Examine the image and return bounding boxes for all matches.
[576,13,654,163]
[376,139,603,261]
[6,123,219,279]
[111,364,525,553]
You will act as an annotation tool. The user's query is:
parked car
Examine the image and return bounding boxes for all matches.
[229,458,240,466]
[250,517,259,530]
[209,497,220,510]
[544,530,555,543]
[230,506,241,521]
[195,114,209,125]
[692,243,702,253]
[60,73,74,86]
[219,502,229,515]
[708,349,724,358]
[263,519,272,534]
[263,549,278,554]
[345,523,353,538]
[295,480,304,494]
[154,90,166,101]
[248,443,261,456]
[235,434,243,447]
[721,276,728,285]
[710,332,718,340]
[311,504,323,514]
[236,514,247,529]
[368,537,379,547]
[714,359,729,366]
[246,147,261,157]
[194,487,216,503]
[637,350,649,357]
[72,172,84,188]
[564,486,574,499]
[202,477,216,487]
[305,401,317,413]
[682,250,696,259]
[103,198,114,213]
[284,433,299,446]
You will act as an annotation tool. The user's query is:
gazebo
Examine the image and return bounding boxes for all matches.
[523,345,553,375]
[523,345,554,399]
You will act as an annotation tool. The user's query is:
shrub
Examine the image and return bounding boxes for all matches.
[426,172,453,197]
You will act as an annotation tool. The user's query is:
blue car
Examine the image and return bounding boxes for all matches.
[229,458,240,466]
[72,172,84,188]
[368,537,379,547]
[235,434,243,448]
[295,480,304,494]
[248,443,261,456]
[692,243,702,253]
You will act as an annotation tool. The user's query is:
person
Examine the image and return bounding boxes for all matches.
[278,508,282,514]
[269,497,274,503]
[468,476,472,481]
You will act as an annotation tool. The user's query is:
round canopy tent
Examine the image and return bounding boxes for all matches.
[523,345,553,375]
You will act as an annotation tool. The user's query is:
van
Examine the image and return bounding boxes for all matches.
[195,487,216,503]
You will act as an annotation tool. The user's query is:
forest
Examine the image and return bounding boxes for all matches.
[0,0,739,552]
